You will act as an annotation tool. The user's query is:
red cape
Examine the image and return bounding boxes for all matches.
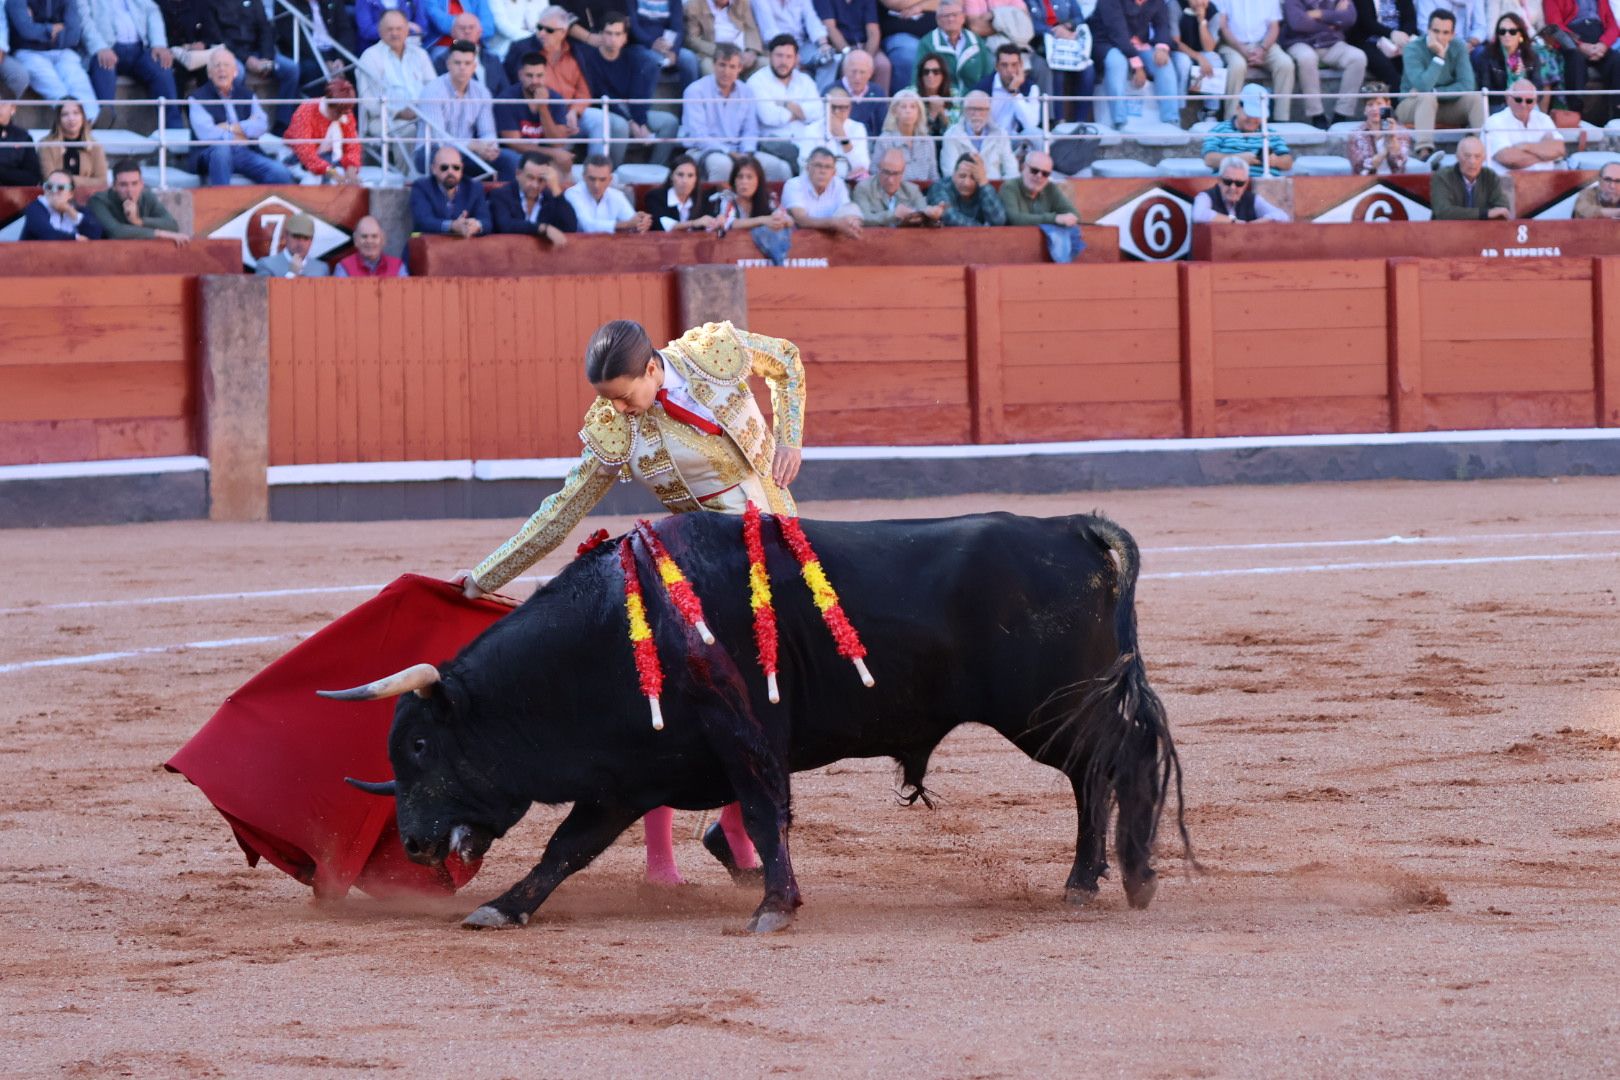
[167,575,510,898]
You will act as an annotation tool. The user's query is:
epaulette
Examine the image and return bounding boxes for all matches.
[580,397,632,465]
[673,321,748,382]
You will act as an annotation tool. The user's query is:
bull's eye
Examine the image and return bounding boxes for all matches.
[412,737,428,757]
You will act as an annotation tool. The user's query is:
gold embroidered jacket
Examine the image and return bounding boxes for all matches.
[471,322,807,592]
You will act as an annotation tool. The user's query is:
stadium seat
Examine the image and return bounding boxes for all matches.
[141,163,200,189]
[1156,157,1214,177]
[1267,122,1328,148]
[1290,155,1352,176]
[1053,120,1122,148]
[93,129,158,158]
[1091,158,1159,178]
[1118,117,1192,147]
[1569,150,1620,171]
[614,163,672,186]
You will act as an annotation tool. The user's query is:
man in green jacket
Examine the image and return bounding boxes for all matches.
[1430,136,1511,220]
[999,149,1086,263]
[87,161,190,245]
[915,0,993,93]
[1396,8,1486,161]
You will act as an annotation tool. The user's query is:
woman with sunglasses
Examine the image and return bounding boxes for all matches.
[22,170,105,241]
[914,55,959,138]
[1474,12,1546,110]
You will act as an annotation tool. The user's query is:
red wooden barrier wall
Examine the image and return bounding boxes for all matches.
[0,276,196,465]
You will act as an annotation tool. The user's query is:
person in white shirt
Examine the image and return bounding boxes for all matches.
[986,45,1043,155]
[796,85,870,179]
[781,145,863,235]
[1481,77,1565,173]
[489,0,548,59]
[1217,0,1296,121]
[565,154,657,232]
[747,33,823,171]
[939,89,1017,180]
[357,11,440,173]
[752,0,837,87]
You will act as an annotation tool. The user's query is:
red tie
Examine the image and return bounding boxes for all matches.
[1042,0,1058,26]
[655,389,724,435]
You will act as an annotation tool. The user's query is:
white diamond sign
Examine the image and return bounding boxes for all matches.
[1311,182,1431,223]
[1096,187,1194,262]
[208,195,351,269]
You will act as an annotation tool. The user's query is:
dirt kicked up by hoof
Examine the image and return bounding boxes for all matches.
[461,906,527,930]
[1063,885,1099,908]
[746,909,795,934]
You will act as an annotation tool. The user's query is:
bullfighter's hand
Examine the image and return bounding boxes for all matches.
[453,570,488,600]
[773,446,802,488]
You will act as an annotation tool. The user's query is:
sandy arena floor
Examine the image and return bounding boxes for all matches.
[2,477,1618,1078]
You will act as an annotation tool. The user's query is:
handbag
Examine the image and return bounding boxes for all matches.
[1044,26,1094,71]
[1049,123,1101,174]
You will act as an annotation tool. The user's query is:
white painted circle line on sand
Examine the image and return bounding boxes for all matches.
[0,633,310,675]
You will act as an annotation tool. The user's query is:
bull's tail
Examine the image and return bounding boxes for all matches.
[1045,518,1195,871]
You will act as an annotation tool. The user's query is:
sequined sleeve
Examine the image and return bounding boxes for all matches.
[470,450,621,593]
[736,329,807,449]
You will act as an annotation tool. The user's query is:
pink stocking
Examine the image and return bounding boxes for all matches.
[718,803,759,870]
[642,806,685,885]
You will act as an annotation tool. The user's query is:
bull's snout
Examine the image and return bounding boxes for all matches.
[401,834,446,865]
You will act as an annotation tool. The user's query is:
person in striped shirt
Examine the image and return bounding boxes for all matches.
[1199,81,1294,174]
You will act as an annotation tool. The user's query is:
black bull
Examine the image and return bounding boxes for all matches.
[331,511,1191,932]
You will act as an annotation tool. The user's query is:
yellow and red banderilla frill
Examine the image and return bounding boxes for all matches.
[618,536,665,730]
[774,511,874,689]
[743,502,780,702]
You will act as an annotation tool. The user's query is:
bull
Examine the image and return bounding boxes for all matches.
[326,511,1190,933]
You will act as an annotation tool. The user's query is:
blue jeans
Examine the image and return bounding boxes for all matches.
[1038,223,1084,264]
[883,33,923,88]
[89,42,183,129]
[630,44,700,90]
[14,48,100,122]
[1102,46,1179,126]
[193,144,295,185]
[750,224,792,265]
[231,57,301,127]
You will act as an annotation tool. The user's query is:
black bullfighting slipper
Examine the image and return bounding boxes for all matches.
[703,821,765,886]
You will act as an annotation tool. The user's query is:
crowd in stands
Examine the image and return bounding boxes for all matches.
[2,0,1619,258]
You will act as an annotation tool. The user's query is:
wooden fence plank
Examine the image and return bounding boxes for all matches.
[1180,262,1215,437]
[1388,259,1423,432]
[1597,257,1620,427]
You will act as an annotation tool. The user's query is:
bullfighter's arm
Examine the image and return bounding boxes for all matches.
[736,329,807,449]
[470,450,621,592]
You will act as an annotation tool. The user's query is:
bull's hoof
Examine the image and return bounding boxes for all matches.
[745,907,795,934]
[461,905,528,930]
[1123,873,1158,910]
[1063,884,1100,908]
[703,822,765,887]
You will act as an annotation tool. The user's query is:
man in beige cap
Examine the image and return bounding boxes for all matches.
[254,213,331,278]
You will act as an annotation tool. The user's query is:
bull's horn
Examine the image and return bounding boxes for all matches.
[345,777,398,797]
[317,662,441,701]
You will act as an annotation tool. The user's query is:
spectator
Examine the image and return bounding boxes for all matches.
[335,214,412,275]
[565,151,655,229]
[1481,76,1564,170]
[782,143,864,233]
[201,0,300,129]
[818,0,893,91]
[490,0,548,59]
[1026,0,1093,123]
[916,0,993,91]
[686,0,765,76]
[1543,0,1620,121]
[926,150,1006,223]
[752,0,831,88]
[88,158,189,242]
[0,99,42,185]
[873,86,940,183]
[915,51,958,133]
[879,0,936,89]
[998,147,1084,260]
[562,0,616,44]
[1572,161,1620,219]
[1430,133,1509,216]
[1192,153,1291,219]
[84,0,183,131]
[798,84,871,177]
[357,10,439,172]
[6,0,100,122]
[497,50,576,172]
[1348,0,1415,89]
[188,50,296,184]
[255,212,331,276]
[532,6,593,140]
[683,42,781,180]
[1281,0,1366,127]
[709,151,794,259]
[940,87,1016,177]
[1347,79,1412,172]
[1217,0,1295,120]
[854,144,945,223]
[284,77,362,181]
[411,145,494,233]
[839,47,888,128]
[576,11,680,164]
[276,0,356,94]
[1092,0,1179,126]
[748,32,823,167]
[629,0,699,84]
[978,42,1042,151]
[38,101,107,189]
[1397,8,1484,162]
[1174,0,1229,121]
[157,0,214,95]
[491,149,578,236]
[357,0,428,50]
[434,9,511,90]
[1474,11,1542,107]
[22,169,102,240]
[0,3,32,101]
[1415,0,1486,51]
[418,40,519,179]
[641,151,718,227]
[426,0,495,60]
[1200,82,1294,171]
